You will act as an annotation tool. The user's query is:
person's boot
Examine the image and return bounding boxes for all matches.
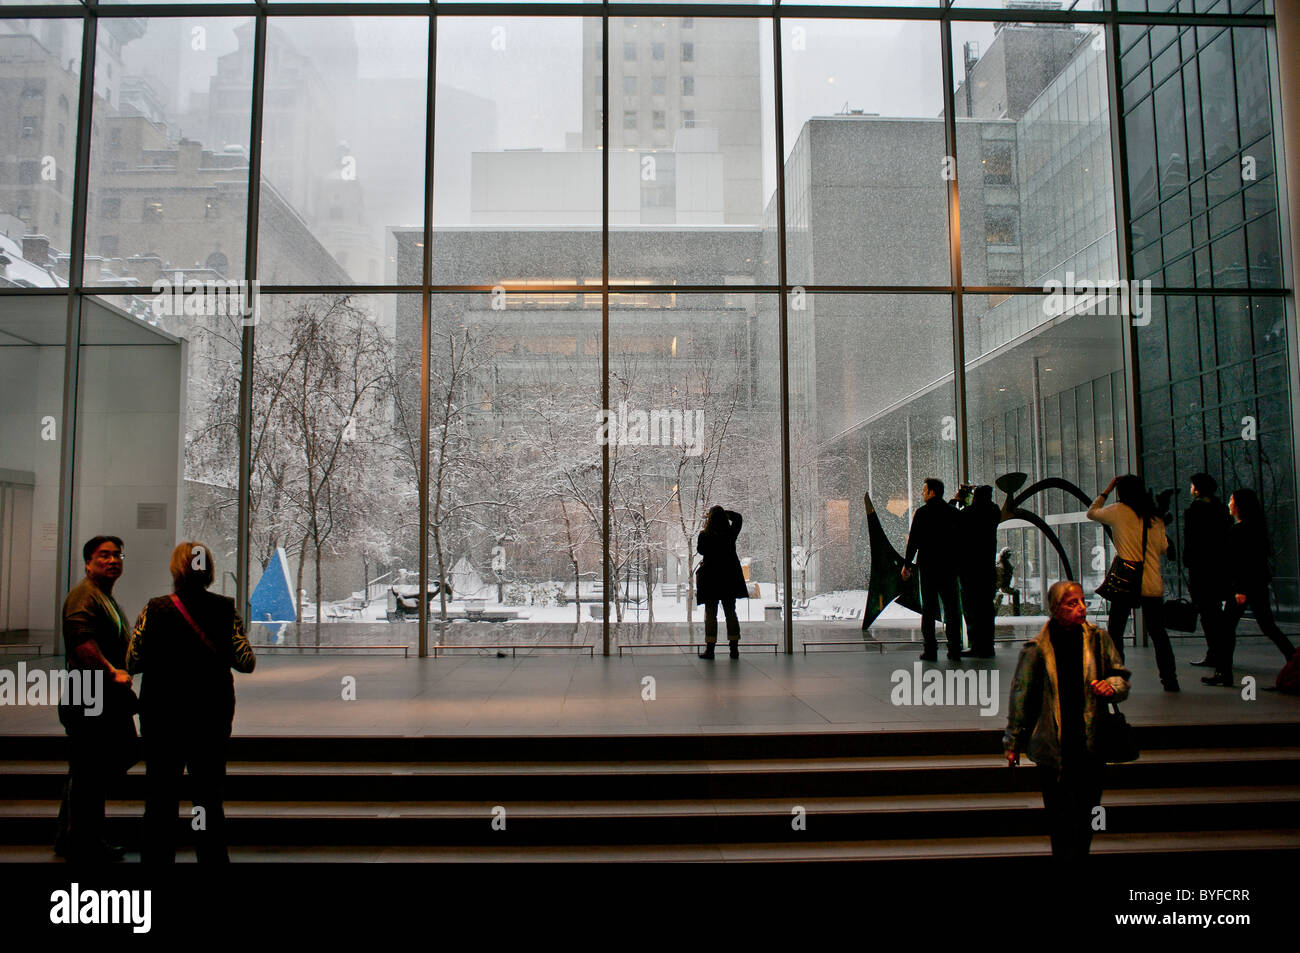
[729,640,739,659]
[1201,671,1233,687]
[699,642,715,660]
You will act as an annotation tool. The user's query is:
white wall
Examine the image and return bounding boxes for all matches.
[72,341,185,627]
[0,345,65,634]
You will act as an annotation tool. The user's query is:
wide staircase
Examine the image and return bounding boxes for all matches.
[2,725,1298,861]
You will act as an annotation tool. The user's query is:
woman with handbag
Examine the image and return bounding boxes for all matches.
[1206,488,1298,686]
[1088,474,1178,691]
[127,541,256,862]
[1004,581,1131,859]
[695,506,747,659]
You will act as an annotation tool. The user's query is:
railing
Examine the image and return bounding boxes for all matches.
[617,642,779,656]
[251,643,409,657]
[433,643,595,658]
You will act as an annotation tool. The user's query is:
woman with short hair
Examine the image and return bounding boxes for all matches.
[127,541,255,863]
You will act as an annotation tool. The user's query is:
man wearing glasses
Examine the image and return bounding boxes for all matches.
[55,536,139,862]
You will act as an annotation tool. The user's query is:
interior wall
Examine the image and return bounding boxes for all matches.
[0,345,65,636]
[71,338,185,627]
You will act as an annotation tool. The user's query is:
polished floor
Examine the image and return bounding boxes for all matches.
[3,635,1297,735]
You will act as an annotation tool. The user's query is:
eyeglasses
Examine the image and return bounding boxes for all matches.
[93,552,124,562]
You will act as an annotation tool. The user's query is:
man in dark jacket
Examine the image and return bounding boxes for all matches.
[902,478,962,661]
[1183,473,1231,671]
[958,484,1002,657]
[55,535,139,862]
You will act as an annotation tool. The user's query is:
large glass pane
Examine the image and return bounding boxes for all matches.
[82,17,253,283]
[951,19,1116,288]
[0,295,65,655]
[1136,294,1298,619]
[260,17,427,286]
[964,292,1127,614]
[1,19,82,267]
[1122,26,1283,290]
[248,293,419,648]
[608,291,782,650]
[782,19,948,287]
[424,292,602,652]
[791,293,956,645]
[608,17,776,284]
[69,295,210,630]
[433,17,598,286]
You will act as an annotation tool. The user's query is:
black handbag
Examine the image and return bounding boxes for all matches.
[1096,701,1140,763]
[1092,631,1139,763]
[1096,518,1148,607]
[1163,597,1199,633]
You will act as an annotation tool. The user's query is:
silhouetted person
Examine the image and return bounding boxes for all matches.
[55,535,138,863]
[128,541,256,862]
[958,484,1001,657]
[695,507,747,659]
[1088,474,1178,691]
[1207,488,1297,686]
[902,478,962,662]
[1004,581,1130,860]
[995,547,1021,615]
[1182,473,1231,673]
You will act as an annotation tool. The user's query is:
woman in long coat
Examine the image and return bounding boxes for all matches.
[127,541,256,862]
[695,506,748,659]
[1004,580,1130,859]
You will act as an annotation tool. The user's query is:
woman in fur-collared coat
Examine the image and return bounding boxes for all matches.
[1004,580,1131,859]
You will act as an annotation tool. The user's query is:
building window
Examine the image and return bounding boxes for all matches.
[595,75,603,95]
[653,110,666,130]
[143,199,163,223]
[102,197,121,220]
[18,161,39,185]
[682,17,694,29]
[110,127,121,148]
[682,110,695,126]
[99,235,118,258]
[623,75,637,95]
[681,42,694,63]
[623,42,637,62]
[652,75,666,96]
[652,42,665,61]
[624,111,638,130]
[681,75,694,96]
[985,209,1019,246]
[21,116,37,138]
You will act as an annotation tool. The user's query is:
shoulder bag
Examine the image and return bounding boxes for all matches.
[1092,631,1139,763]
[1096,514,1148,607]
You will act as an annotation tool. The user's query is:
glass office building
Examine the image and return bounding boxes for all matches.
[1,0,1295,659]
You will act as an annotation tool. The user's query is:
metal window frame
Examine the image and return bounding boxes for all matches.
[10,0,1289,651]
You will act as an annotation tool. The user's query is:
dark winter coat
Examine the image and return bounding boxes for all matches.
[127,589,256,734]
[1003,620,1130,779]
[903,497,962,582]
[1182,496,1231,582]
[1226,519,1272,593]
[696,511,748,603]
[958,499,1002,579]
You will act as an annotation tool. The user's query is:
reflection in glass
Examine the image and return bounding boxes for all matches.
[82,18,253,284]
[260,18,427,285]
[782,19,948,287]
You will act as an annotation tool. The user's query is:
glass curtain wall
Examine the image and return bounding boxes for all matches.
[0,1,1293,660]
